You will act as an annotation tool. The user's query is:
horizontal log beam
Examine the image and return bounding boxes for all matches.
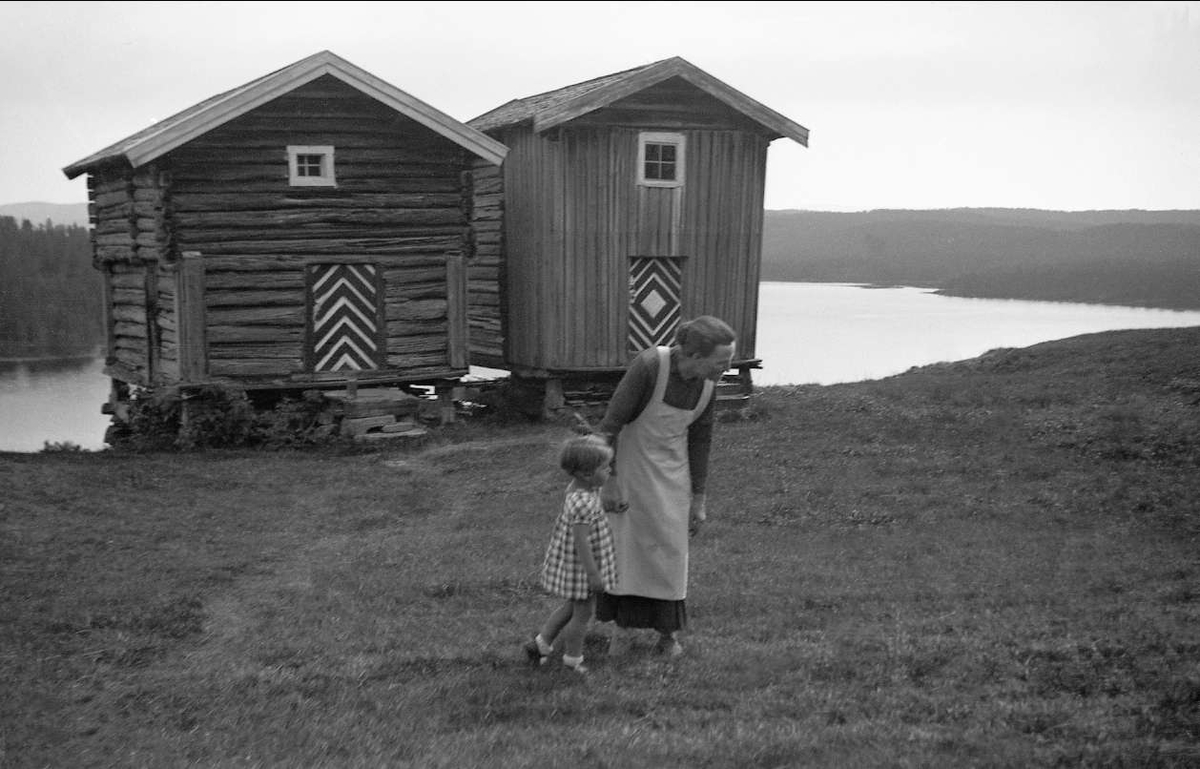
[209,359,302,377]
[203,253,449,270]
[206,306,305,325]
[169,178,463,195]
[204,271,306,289]
[171,192,462,212]
[204,290,305,308]
[173,235,463,256]
[385,298,447,321]
[172,208,464,229]
[207,326,305,343]
[208,344,303,360]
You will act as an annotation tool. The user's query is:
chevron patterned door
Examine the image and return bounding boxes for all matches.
[629,256,684,354]
[307,263,385,372]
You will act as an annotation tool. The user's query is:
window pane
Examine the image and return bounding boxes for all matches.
[642,141,680,182]
[297,154,324,177]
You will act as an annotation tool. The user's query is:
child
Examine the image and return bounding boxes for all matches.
[524,434,619,674]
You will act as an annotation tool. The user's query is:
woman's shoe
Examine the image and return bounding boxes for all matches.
[655,635,683,658]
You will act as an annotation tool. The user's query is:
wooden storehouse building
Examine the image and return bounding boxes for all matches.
[62,51,506,415]
[466,56,808,404]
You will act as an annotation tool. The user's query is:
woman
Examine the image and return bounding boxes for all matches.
[595,315,736,657]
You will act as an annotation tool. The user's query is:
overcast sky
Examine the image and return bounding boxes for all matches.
[2,1,1197,212]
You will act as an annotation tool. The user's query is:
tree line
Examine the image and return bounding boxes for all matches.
[761,209,1200,311]
[0,216,104,358]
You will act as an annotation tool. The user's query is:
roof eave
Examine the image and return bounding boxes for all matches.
[63,155,129,180]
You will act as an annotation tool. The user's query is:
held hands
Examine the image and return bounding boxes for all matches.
[601,476,628,514]
[688,493,708,537]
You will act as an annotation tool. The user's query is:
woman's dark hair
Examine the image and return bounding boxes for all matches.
[674,315,737,357]
[560,434,613,475]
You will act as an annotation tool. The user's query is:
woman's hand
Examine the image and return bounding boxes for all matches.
[601,476,628,513]
[688,493,707,536]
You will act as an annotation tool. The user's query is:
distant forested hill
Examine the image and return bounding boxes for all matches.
[0,215,103,358]
[0,202,89,228]
[762,208,1200,310]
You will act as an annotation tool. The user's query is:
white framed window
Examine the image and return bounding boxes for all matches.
[287,145,336,187]
[638,132,685,187]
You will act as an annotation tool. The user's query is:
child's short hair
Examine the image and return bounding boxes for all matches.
[560,434,613,476]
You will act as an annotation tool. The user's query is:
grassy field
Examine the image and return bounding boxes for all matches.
[3,327,1198,768]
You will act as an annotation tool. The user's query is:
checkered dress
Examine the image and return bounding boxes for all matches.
[540,486,618,600]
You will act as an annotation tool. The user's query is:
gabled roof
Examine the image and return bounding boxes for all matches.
[63,50,507,179]
[469,56,809,146]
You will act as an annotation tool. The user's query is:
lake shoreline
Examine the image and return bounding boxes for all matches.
[6,284,1200,451]
[0,347,103,365]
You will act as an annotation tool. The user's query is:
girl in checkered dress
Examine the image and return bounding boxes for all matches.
[524,435,618,674]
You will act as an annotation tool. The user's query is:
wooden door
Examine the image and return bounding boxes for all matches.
[628,256,685,354]
[306,263,385,372]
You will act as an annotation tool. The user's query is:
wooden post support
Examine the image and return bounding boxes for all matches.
[436,385,456,425]
[179,391,192,435]
[177,252,206,382]
[544,377,565,411]
[738,366,754,395]
[446,254,467,369]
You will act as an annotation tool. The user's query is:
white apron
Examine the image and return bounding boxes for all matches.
[607,347,714,601]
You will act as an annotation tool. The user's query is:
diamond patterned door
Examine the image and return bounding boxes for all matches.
[307,263,385,372]
[629,256,684,354]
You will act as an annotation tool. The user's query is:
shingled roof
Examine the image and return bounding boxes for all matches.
[469,56,808,146]
[63,50,507,179]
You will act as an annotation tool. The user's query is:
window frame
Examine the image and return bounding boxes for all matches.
[637,132,685,188]
[287,145,337,187]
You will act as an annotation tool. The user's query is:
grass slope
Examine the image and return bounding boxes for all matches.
[3,328,1199,767]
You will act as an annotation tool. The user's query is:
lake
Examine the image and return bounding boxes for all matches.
[4,282,1200,452]
[753,282,1200,386]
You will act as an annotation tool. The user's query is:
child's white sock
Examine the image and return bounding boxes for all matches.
[563,653,585,669]
[535,634,554,656]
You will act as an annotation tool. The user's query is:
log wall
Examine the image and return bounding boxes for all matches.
[90,167,159,385]
[113,74,472,386]
[466,158,505,367]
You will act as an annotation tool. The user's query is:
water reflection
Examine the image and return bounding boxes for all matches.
[0,355,109,452]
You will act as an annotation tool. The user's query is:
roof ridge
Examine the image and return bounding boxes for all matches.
[513,57,674,103]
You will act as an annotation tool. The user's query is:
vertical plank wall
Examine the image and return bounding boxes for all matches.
[500,126,768,372]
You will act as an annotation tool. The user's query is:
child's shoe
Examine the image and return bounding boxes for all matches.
[523,635,550,666]
[563,654,589,675]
